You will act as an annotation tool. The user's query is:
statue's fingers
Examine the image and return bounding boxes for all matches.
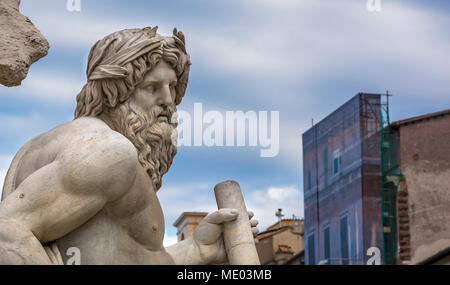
[251,226,259,236]
[254,238,259,244]
[250,219,259,227]
[247,211,254,219]
[44,246,57,265]
[206,208,238,224]
[51,243,64,265]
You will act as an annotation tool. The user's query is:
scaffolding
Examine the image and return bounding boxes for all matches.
[360,91,401,264]
[304,92,400,264]
[380,94,402,265]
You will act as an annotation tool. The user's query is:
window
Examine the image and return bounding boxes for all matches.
[307,234,316,265]
[332,149,341,175]
[323,227,331,262]
[340,216,349,265]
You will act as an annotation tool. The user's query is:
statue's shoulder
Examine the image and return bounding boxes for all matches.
[56,117,138,197]
[61,117,138,162]
[13,117,136,161]
[2,117,137,200]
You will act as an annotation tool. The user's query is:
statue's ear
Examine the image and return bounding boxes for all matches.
[175,60,191,105]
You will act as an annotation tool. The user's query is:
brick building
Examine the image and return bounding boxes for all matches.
[387,110,450,264]
[302,93,383,265]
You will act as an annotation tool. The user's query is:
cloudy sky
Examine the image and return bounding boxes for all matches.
[1,0,449,246]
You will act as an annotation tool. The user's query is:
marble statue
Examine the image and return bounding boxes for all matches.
[0,27,258,265]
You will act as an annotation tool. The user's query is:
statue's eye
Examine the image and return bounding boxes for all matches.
[139,85,153,94]
[142,83,156,93]
[139,81,158,91]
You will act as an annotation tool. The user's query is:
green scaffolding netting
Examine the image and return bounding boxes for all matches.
[380,107,402,265]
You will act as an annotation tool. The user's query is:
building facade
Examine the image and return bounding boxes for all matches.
[388,110,450,264]
[256,219,304,265]
[173,212,208,242]
[302,93,383,265]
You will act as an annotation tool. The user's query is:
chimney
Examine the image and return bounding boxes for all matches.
[173,212,208,242]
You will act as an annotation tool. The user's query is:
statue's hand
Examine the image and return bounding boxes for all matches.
[43,243,64,265]
[193,209,259,264]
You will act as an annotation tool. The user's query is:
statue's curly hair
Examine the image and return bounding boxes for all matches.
[74,27,190,119]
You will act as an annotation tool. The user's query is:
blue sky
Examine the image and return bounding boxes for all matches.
[1,0,449,246]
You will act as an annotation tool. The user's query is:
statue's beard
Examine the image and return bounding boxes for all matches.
[115,102,177,191]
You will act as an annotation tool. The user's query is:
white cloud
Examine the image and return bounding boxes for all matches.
[163,234,178,247]
[267,187,298,203]
[17,0,450,104]
[189,33,294,80]
[190,0,450,98]
[277,122,308,169]
[21,3,173,49]
[247,185,303,231]
[0,113,57,144]
[157,183,217,234]
[0,72,84,105]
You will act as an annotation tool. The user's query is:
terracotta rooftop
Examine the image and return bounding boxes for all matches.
[256,226,290,240]
[267,218,304,231]
[391,109,450,128]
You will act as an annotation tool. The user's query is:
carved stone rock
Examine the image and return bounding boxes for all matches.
[0,0,49,87]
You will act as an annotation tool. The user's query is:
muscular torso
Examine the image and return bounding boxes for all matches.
[2,117,174,264]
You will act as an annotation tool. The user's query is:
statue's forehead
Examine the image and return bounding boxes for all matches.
[143,60,177,82]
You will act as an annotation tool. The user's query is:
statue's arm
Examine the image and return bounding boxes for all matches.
[166,237,219,265]
[0,137,137,265]
[166,209,241,265]
[166,238,197,265]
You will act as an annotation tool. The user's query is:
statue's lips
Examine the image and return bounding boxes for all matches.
[157,113,169,123]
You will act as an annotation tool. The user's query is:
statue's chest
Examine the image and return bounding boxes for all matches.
[105,167,165,250]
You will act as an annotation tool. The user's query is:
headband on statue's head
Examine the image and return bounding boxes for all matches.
[81,26,190,108]
[87,26,164,81]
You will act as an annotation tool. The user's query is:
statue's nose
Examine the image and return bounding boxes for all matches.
[158,84,173,106]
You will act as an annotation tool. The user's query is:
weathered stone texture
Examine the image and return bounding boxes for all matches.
[398,114,450,264]
[0,0,49,86]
